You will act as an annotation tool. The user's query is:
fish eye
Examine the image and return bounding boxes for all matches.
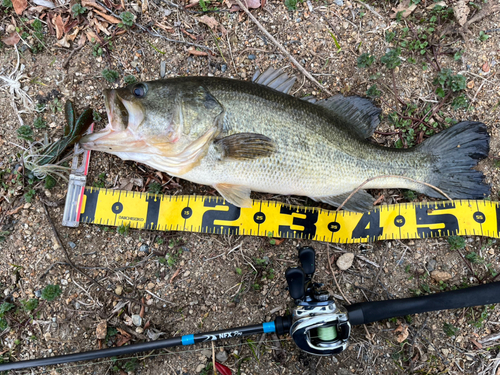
[133,84,147,98]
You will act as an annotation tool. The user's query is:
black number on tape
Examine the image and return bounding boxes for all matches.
[80,188,100,223]
[352,211,383,241]
[415,202,458,238]
[201,199,241,235]
[145,195,161,230]
[278,206,318,239]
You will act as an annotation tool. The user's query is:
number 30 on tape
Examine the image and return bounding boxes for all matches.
[77,187,500,243]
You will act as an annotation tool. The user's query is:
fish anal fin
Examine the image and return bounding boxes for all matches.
[252,67,297,94]
[214,184,252,208]
[312,190,376,212]
[316,95,381,139]
[215,133,275,160]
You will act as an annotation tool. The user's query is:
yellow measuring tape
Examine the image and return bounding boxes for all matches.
[78,187,500,243]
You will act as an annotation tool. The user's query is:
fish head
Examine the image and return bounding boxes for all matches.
[80,79,224,158]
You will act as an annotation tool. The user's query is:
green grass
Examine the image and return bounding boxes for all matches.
[41,284,62,301]
[448,236,466,251]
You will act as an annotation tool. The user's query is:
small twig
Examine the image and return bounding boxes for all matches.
[336,175,452,212]
[212,341,216,375]
[233,0,333,96]
[327,244,350,304]
[455,247,482,283]
[62,45,85,69]
[355,0,383,19]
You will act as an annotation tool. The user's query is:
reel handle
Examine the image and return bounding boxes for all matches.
[285,267,306,301]
[298,246,315,276]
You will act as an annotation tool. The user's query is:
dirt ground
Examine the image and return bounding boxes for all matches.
[1,0,500,374]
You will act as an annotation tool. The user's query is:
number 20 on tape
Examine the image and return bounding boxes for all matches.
[77,187,500,243]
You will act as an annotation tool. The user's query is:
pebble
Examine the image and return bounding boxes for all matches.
[196,364,206,373]
[34,290,42,298]
[96,321,107,339]
[336,253,355,270]
[334,0,343,5]
[430,270,452,282]
[136,327,144,333]
[132,314,142,327]
[220,64,227,73]
[68,242,76,249]
[201,349,212,358]
[115,285,123,295]
[248,54,256,60]
[160,61,166,78]
[427,259,437,272]
[216,350,228,363]
[139,244,150,253]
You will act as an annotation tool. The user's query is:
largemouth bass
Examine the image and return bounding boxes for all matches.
[80,68,490,211]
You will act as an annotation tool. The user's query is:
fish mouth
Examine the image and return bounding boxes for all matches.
[80,89,145,152]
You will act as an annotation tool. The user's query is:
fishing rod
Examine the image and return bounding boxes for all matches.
[1,246,500,371]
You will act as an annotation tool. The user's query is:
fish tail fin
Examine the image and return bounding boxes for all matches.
[417,121,490,199]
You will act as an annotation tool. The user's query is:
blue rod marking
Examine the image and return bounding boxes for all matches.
[263,322,276,333]
[182,334,195,346]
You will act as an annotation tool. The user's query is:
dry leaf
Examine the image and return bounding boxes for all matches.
[226,0,261,10]
[53,14,64,39]
[426,1,446,10]
[1,32,20,46]
[390,0,417,19]
[169,267,181,283]
[394,324,409,343]
[82,0,106,12]
[86,29,99,43]
[467,80,474,89]
[96,321,107,340]
[198,15,219,29]
[78,33,86,47]
[187,48,208,56]
[453,0,470,27]
[93,18,111,36]
[6,205,23,215]
[198,14,227,35]
[12,0,27,15]
[94,9,121,24]
[118,177,143,191]
[32,0,55,8]
[115,334,131,347]
[56,35,71,47]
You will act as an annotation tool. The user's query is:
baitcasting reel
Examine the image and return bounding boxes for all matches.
[285,247,350,356]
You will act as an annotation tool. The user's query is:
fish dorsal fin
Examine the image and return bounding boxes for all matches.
[252,67,296,94]
[315,95,381,139]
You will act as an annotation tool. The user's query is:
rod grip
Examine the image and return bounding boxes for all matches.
[346,282,500,326]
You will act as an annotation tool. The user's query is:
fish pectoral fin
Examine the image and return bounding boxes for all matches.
[316,95,381,139]
[214,184,252,208]
[313,190,376,212]
[215,133,276,160]
[252,67,297,94]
